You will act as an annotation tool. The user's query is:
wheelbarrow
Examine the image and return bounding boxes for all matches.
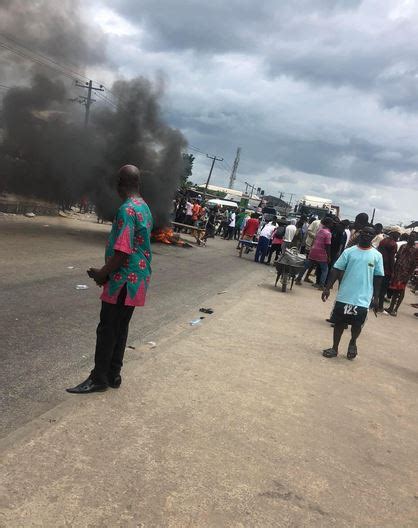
[274,248,306,292]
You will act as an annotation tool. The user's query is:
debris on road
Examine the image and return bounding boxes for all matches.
[75,284,89,290]
[67,266,75,269]
[218,290,227,295]
[24,212,36,218]
[147,341,157,348]
[127,345,136,350]
[190,317,205,326]
[199,308,214,314]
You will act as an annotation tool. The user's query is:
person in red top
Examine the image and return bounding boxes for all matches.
[191,200,201,224]
[386,232,418,316]
[237,213,259,253]
[296,217,333,288]
[377,230,400,311]
[242,213,259,238]
[267,222,286,263]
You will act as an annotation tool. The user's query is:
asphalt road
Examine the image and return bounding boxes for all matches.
[0,214,255,438]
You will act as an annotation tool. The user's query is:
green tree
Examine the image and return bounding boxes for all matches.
[181,153,195,189]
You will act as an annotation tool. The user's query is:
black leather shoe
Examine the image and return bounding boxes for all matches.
[108,375,122,389]
[66,378,108,394]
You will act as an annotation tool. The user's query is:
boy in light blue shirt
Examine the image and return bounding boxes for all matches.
[321,226,384,360]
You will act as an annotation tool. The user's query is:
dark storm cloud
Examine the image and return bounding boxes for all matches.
[107,0,361,53]
[265,17,418,112]
[108,0,418,113]
[168,100,418,188]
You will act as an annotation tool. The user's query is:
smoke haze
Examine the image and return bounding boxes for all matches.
[0,0,187,226]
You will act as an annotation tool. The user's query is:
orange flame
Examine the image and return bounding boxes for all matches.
[151,227,185,246]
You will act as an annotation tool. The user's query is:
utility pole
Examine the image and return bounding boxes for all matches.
[75,80,104,128]
[229,147,241,189]
[204,154,223,199]
[244,181,256,197]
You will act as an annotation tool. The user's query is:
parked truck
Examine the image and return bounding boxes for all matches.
[294,195,340,219]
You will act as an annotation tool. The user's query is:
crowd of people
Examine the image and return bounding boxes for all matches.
[172,197,417,322]
[176,200,417,360]
[230,208,417,360]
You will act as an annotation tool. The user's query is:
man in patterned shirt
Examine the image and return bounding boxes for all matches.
[67,165,153,394]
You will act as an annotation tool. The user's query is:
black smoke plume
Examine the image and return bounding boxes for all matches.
[0,1,187,227]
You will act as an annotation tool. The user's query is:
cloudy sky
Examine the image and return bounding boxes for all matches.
[8,0,418,224]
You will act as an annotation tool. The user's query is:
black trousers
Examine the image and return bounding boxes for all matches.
[378,276,391,311]
[91,285,135,385]
[267,243,282,263]
[226,226,234,239]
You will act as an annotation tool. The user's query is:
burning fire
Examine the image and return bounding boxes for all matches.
[152,227,189,247]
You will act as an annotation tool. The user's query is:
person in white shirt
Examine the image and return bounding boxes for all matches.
[371,223,385,249]
[396,232,409,251]
[225,209,236,240]
[341,220,351,249]
[255,217,278,263]
[282,219,297,252]
[185,200,193,225]
[305,217,321,253]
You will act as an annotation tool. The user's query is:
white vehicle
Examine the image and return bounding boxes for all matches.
[295,195,340,218]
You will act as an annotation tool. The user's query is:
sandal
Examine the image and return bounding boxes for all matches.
[347,343,357,360]
[322,348,338,358]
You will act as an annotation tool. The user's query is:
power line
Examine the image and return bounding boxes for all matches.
[0,41,80,83]
[0,34,117,105]
[222,159,233,172]
[0,33,88,77]
[0,35,122,122]
[188,144,206,154]
[95,90,118,110]
[0,32,91,83]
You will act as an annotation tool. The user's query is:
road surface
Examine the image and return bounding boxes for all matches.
[0,214,253,438]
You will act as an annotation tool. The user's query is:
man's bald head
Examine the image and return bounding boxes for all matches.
[117,164,140,197]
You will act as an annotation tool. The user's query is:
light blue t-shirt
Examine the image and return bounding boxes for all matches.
[334,246,384,308]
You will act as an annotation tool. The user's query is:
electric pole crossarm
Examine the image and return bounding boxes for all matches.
[74,79,104,128]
